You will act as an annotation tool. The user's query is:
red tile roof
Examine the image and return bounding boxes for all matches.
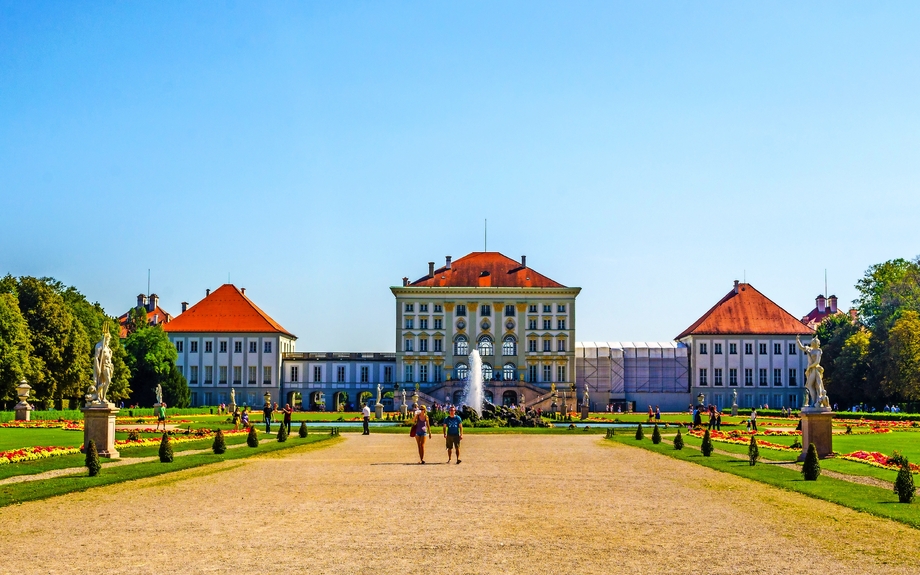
[162,284,295,338]
[676,283,813,340]
[117,305,172,338]
[408,252,565,288]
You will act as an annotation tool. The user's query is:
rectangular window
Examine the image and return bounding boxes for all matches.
[190,366,198,385]
[219,341,227,353]
[384,366,393,383]
[191,392,198,407]
[419,364,428,383]
[205,341,212,353]
[759,368,768,386]
[419,304,428,312]
[204,366,213,385]
[405,338,414,352]
[529,304,537,313]
[557,339,566,352]
[219,366,227,385]
[558,304,566,313]
[419,318,428,330]
[729,343,737,355]
[543,319,551,330]
[434,304,442,313]
[433,364,443,383]
[175,341,184,352]
[434,318,442,330]
[542,364,552,382]
[789,368,797,386]
[729,368,738,386]
[543,304,551,313]
[263,366,271,385]
[233,366,242,385]
[505,305,515,317]
[528,339,537,352]
[433,339,442,352]
[557,365,566,382]
[337,366,346,382]
[313,366,322,382]
[249,341,257,353]
[405,318,414,329]
[234,341,242,353]
[528,319,537,330]
[759,343,767,354]
[204,392,212,405]
[745,343,753,355]
[557,319,566,330]
[773,368,782,386]
[700,343,708,355]
[788,343,796,355]
[714,343,722,354]
[774,343,781,355]
[543,339,551,352]
[419,338,428,352]
[264,341,272,353]
[699,368,708,386]
[745,368,753,386]
[190,341,198,353]
[405,303,414,312]
[455,305,466,317]
[360,366,369,383]
[248,366,256,385]
[290,366,299,383]
[714,368,723,386]
[404,364,413,383]
[528,365,537,383]
[480,304,491,317]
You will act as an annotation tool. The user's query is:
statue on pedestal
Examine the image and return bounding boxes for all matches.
[155,383,163,406]
[376,383,382,406]
[229,388,236,410]
[582,383,590,407]
[797,335,830,409]
[87,327,114,406]
[732,390,738,407]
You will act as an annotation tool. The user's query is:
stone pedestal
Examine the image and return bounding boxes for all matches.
[375,404,383,419]
[82,404,120,459]
[731,405,738,417]
[15,402,32,421]
[798,408,833,461]
[550,403,558,416]
[400,404,408,417]
[580,405,589,420]
[561,403,568,416]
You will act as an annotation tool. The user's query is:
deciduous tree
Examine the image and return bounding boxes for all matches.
[0,293,36,402]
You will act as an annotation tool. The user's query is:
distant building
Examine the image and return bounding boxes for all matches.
[677,281,813,410]
[280,352,397,411]
[163,285,296,408]
[117,293,172,337]
[801,294,857,330]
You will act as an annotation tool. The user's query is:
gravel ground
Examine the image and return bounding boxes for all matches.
[1,434,919,575]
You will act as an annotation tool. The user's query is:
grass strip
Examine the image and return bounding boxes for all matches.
[607,435,920,529]
[0,434,337,509]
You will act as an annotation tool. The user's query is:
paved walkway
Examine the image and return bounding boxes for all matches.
[1,435,919,574]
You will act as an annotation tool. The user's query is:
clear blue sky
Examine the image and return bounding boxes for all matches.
[2,2,919,350]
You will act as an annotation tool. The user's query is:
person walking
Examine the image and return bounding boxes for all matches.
[232,406,241,430]
[654,406,661,422]
[750,408,758,432]
[283,403,293,435]
[647,405,654,422]
[241,407,250,429]
[443,406,463,464]
[155,402,167,432]
[412,405,431,464]
[263,402,274,433]
[362,402,371,435]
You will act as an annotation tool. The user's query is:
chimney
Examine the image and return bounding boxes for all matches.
[402,277,409,287]
[478,270,492,287]
[445,256,452,270]
[148,293,159,312]
[181,301,189,313]
[816,294,826,314]
[828,295,838,314]
[428,262,435,277]
[733,280,740,294]
[241,287,246,295]
[137,294,147,309]
[152,314,158,325]
[206,288,210,297]
[521,255,527,268]
[849,308,858,321]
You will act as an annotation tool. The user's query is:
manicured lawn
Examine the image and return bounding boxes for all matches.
[0,429,83,450]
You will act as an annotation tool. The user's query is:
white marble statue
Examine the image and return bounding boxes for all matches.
[376,383,382,405]
[88,327,114,406]
[155,382,163,405]
[229,388,236,408]
[797,335,830,409]
[732,390,738,407]
[402,389,407,406]
[582,383,589,407]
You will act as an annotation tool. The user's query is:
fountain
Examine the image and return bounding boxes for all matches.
[463,349,484,415]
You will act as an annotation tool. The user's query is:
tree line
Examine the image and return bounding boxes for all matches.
[0,275,189,409]
[818,257,920,408]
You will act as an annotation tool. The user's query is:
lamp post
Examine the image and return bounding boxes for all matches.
[15,379,33,421]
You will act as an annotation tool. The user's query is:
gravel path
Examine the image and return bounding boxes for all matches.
[1,434,919,575]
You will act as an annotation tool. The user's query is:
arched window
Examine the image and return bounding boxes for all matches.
[502,336,516,356]
[503,362,516,381]
[478,335,494,356]
[482,362,493,381]
[484,390,494,403]
[454,335,468,356]
[455,363,469,381]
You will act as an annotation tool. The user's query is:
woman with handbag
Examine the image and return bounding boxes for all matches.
[412,405,431,464]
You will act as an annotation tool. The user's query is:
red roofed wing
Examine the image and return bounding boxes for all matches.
[409,252,565,288]
[676,283,813,339]
[162,284,295,338]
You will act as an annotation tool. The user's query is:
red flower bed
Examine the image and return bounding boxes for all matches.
[0,420,82,430]
[840,450,920,474]
[0,445,81,465]
[688,429,798,451]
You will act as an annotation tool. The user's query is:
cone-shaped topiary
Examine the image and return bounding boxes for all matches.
[299,421,308,438]
[894,459,915,503]
[159,433,173,463]
[673,428,684,450]
[212,428,227,454]
[701,429,714,457]
[277,421,288,442]
[85,439,101,476]
[651,423,661,444]
[635,423,644,440]
[802,443,821,480]
[748,435,760,466]
[247,426,259,448]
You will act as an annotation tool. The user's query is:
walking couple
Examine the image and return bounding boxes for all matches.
[411,405,463,465]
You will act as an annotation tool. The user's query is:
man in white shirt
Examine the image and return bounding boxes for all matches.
[362,403,371,435]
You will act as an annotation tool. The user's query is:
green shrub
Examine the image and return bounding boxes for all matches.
[635,423,644,440]
[246,426,259,448]
[127,430,140,442]
[85,440,101,476]
[790,437,803,450]
[802,443,821,480]
[701,430,713,457]
[673,428,684,450]
[748,435,759,466]
[277,422,288,442]
[894,459,915,503]
[212,429,227,454]
[887,450,908,468]
[299,421,308,438]
[159,433,173,463]
[651,423,661,444]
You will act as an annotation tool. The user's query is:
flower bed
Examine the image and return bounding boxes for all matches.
[688,429,798,451]
[840,451,920,474]
[0,445,82,465]
[0,420,82,430]
[82,428,252,451]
